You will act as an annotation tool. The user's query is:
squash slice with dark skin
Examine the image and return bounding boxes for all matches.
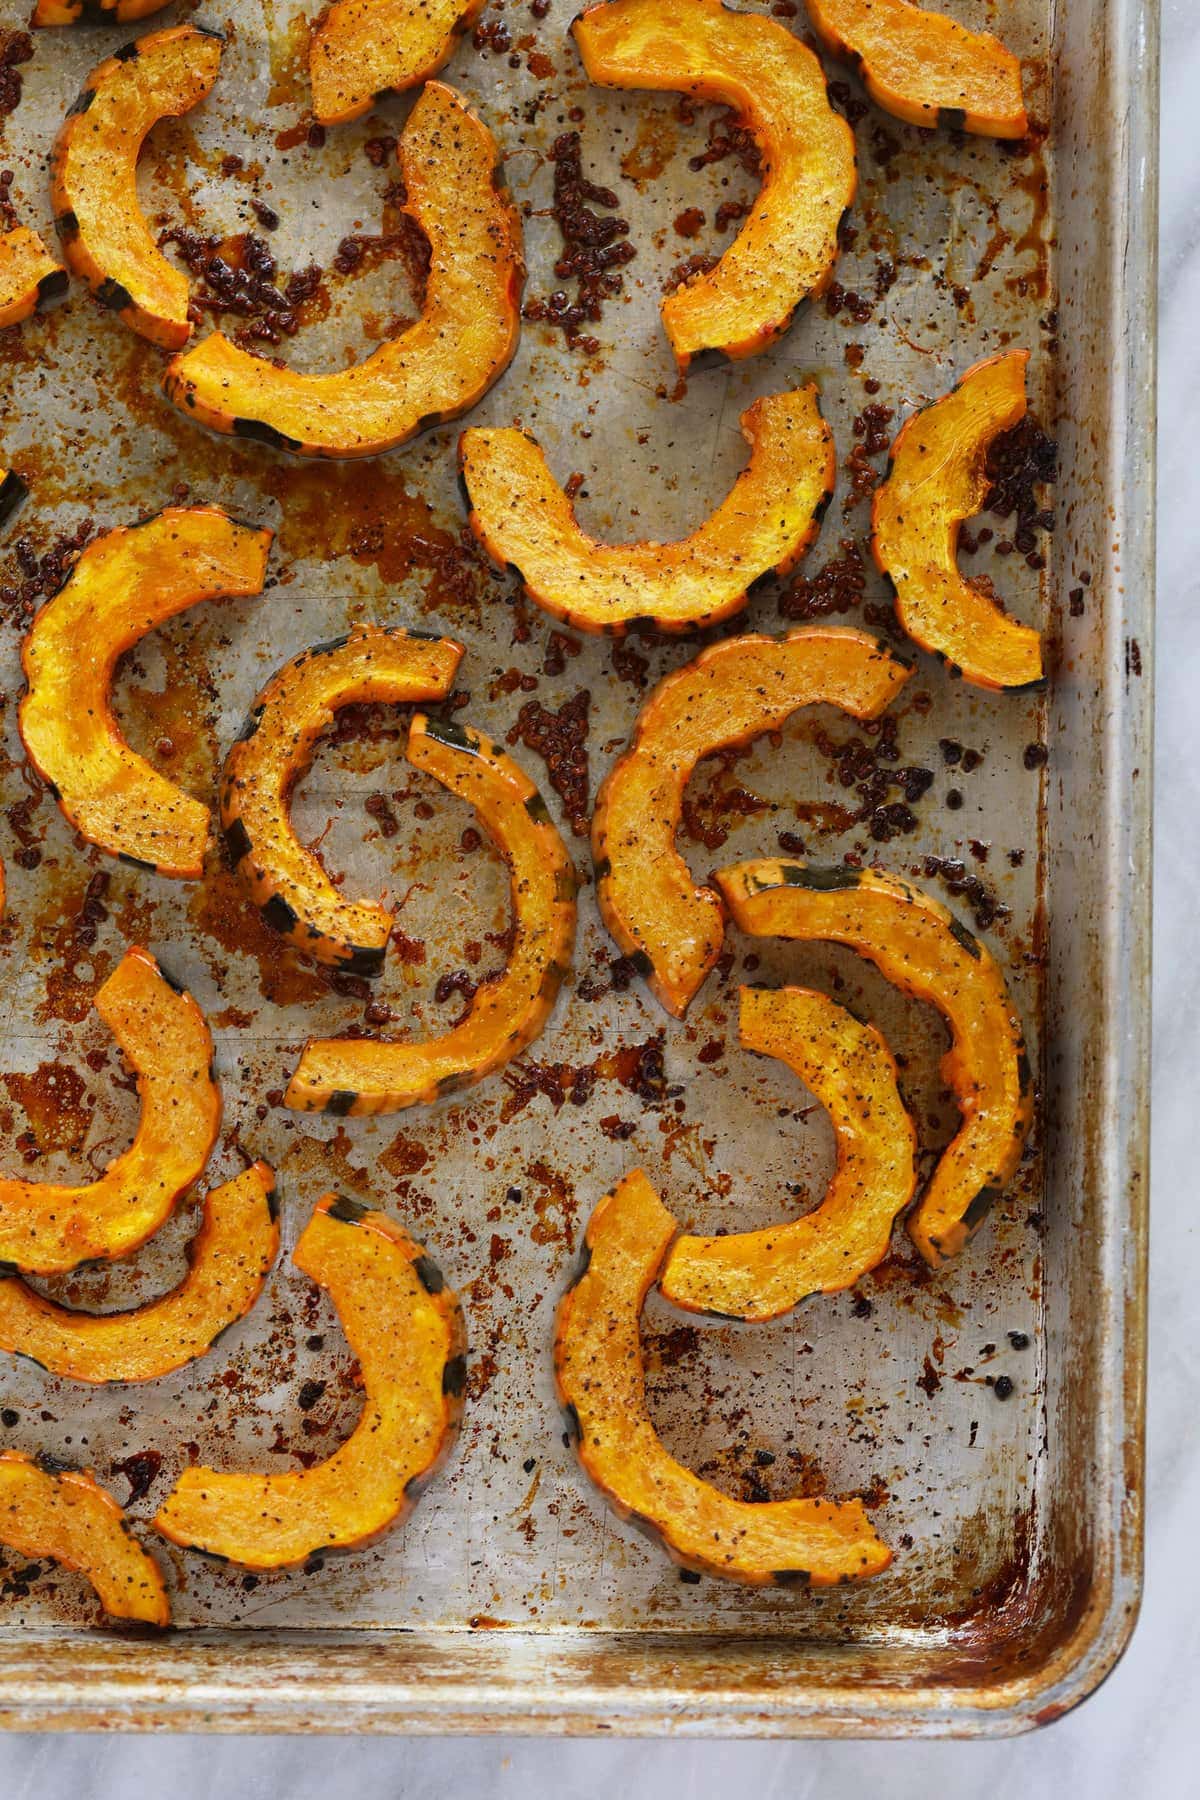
[808,0,1027,138]
[287,715,577,1115]
[163,83,524,459]
[220,627,464,975]
[0,466,28,531]
[0,1453,169,1626]
[872,351,1043,690]
[50,25,224,350]
[660,988,916,1321]
[153,1196,465,1568]
[19,506,273,880]
[33,0,172,23]
[459,387,835,634]
[0,227,68,330]
[309,0,484,126]
[716,859,1034,1268]
[0,946,221,1276]
[572,0,856,368]
[0,1162,276,1384]
[556,1171,892,1585]
[592,627,911,1017]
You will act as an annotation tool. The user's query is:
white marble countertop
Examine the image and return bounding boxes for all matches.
[5,0,1191,1791]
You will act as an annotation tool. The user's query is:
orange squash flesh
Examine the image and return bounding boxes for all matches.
[872,350,1043,691]
[0,1163,276,1384]
[573,0,856,368]
[153,1197,466,1568]
[459,387,836,634]
[716,860,1034,1268]
[0,947,221,1277]
[0,227,69,330]
[0,1452,169,1626]
[287,715,577,1115]
[220,627,464,974]
[19,506,273,880]
[555,1171,892,1585]
[50,25,223,350]
[592,627,911,1017]
[33,0,172,22]
[808,0,1028,138]
[163,83,524,459]
[309,0,484,126]
[659,987,916,1320]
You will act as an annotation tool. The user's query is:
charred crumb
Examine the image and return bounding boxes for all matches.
[507,689,590,836]
[1,516,98,627]
[0,31,32,122]
[985,415,1057,568]
[522,131,635,352]
[921,855,1008,932]
[160,227,325,347]
[110,1449,163,1505]
[779,537,868,621]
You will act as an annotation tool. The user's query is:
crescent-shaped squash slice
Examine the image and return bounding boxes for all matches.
[459,388,835,635]
[163,82,524,459]
[872,351,1043,691]
[556,1171,891,1585]
[592,626,911,1017]
[0,227,69,330]
[287,715,578,1115]
[808,0,1027,138]
[660,987,916,1321]
[220,627,464,975]
[715,859,1034,1268]
[572,0,856,368]
[33,1,172,23]
[0,1453,169,1626]
[153,1196,465,1568]
[309,0,484,127]
[0,1162,276,1384]
[19,505,273,880]
[0,946,221,1277]
[50,25,224,350]
[0,466,28,530]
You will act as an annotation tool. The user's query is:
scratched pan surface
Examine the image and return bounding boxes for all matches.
[0,0,1152,1736]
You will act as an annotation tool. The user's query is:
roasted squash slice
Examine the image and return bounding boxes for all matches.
[572,0,856,368]
[0,1162,276,1384]
[660,988,916,1320]
[592,626,910,1017]
[50,25,224,350]
[0,946,221,1277]
[287,715,577,1115]
[459,388,835,634]
[0,466,28,530]
[808,0,1027,138]
[221,627,464,975]
[19,506,273,880]
[0,1453,169,1626]
[0,227,68,330]
[872,351,1043,691]
[153,1196,465,1568]
[163,83,524,459]
[556,1171,891,1585]
[309,0,484,126]
[716,859,1034,1268]
[33,0,172,23]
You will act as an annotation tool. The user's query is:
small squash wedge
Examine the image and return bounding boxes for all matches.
[716,859,1034,1268]
[592,626,910,1017]
[0,1162,276,1384]
[32,1,172,23]
[0,466,28,530]
[50,25,224,350]
[309,0,484,126]
[808,0,1027,138]
[556,1171,891,1585]
[19,505,273,880]
[872,351,1043,691]
[153,1196,465,1568]
[0,227,68,330]
[0,946,221,1277]
[459,387,835,635]
[0,1453,169,1626]
[572,0,856,368]
[660,987,916,1320]
[287,715,577,1115]
[220,627,464,975]
[163,82,524,459]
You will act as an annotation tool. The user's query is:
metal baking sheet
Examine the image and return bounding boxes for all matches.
[0,0,1153,1735]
